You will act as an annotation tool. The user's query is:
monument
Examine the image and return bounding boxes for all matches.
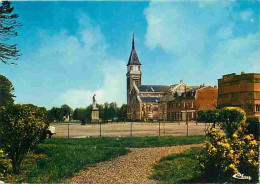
[91,94,99,122]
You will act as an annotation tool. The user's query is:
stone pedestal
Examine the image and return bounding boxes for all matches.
[91,107,99,122]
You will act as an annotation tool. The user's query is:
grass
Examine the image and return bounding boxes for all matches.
[151,147,202,183]
[16,135,204,183]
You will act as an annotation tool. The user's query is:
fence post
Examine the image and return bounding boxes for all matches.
[68,122,70,138]
[130,121,133,137]
[159,121,161,136]
[99,120,101,137]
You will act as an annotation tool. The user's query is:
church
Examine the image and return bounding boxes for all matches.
[126,35,218,121]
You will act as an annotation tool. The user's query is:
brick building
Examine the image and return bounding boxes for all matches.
[126,34,218,121]
[161,85,218,121]
[218,72,260,118]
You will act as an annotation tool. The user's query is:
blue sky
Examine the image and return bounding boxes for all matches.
[0,0,259,109]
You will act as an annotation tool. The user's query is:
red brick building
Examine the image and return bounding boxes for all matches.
[218,72,260,118]
[165,85,218,121]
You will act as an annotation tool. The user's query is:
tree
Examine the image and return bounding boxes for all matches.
[117,104,127,121]
[0,1,21,65]
[60,104,73,121]
[0,74,14,106]
[0,104,48,173]
[73,108,87,124]
[46,107,62,122]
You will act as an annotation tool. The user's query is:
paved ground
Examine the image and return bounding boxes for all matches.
[52,121,213,138]
[69,144,202,184]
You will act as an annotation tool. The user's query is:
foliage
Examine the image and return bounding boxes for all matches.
[0,104,48,173]
[198,129,259,182]
[0,74,15,106]
[73,108,87,124]
[198,107,247,138]
[0,1,21,65]
[46,107,62,122]
[218,107,247,138]
[152,147,202,183]
[0,149,12,182]
[117,104,127,121]
[246,117,259,140]
[60,104,72,120]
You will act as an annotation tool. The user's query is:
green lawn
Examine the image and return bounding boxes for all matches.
[151,147,203,183]
[17,136,204,183]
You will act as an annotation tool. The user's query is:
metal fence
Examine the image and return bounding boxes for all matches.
[52,121,215,138]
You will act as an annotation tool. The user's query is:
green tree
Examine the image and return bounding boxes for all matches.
[0,104,48,173]
[73,108,87,124]
[46,107,62,122]
[86,105,92,123]
[0,1,21,65]
[0,74,14,106]
[60,104,73,121]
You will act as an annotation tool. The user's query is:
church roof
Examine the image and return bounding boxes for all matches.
[138,85,170,92]
[139,97,160,103]
[127,34,141,66]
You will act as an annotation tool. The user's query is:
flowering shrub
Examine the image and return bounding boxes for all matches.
[0,104,48,173]
[198,107,259,182]
[0,149,12,182]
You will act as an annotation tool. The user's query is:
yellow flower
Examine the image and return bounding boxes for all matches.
[230,150,234,154]
[219,132,225,137]
[196,155,199,159]
[232,134,238,138]
[212,147,217,152]
[250,140,257,145]
[249,149,254,155]
[0,150,3,153]
[244,135,251,141]
[223,143,230,148]
[229,164,235,169]
[217,142,221,145]
[212,128,217,132]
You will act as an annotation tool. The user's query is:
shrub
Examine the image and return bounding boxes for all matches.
[246,117,259,140]
[198,129,259,182]
[0,149,12,182]
[218,107,247,138]
[0,104,48,173]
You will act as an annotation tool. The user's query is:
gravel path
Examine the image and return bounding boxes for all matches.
[69,144,202,184]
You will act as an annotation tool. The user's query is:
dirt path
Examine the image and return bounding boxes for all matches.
[69,144,202,184]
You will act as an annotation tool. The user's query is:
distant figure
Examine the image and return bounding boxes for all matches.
[93,94,97,108]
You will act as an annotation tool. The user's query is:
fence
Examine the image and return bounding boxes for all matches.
[52,121,215,138]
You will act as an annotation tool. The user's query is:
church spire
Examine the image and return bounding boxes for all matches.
[132,33,135,50]
[127,33,141,66]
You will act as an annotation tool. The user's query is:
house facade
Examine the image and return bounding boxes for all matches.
[218,72,260,118]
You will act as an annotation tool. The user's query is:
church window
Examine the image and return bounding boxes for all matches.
[138,66,140,71]
[130,66,133,70]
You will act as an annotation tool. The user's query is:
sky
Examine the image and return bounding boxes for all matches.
[0,0,259,109]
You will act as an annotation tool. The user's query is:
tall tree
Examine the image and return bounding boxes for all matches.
[60,104,73,120]
[0,1,21,64]
[0,74,14,106]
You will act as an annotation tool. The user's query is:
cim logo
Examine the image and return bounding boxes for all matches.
[233,173,251,180]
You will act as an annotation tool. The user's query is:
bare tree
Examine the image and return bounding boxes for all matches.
[0,1,21,64]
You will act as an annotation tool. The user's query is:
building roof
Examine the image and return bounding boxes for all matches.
[127,34,141,66]
[138,85,170,92]
[140,97,160,103]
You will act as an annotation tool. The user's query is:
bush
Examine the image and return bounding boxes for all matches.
[198,108,259,183]
[198,129,259,182]
[0,149,12,182]
[218,107,247,138]
[0,104,48,173]
[246,117,259,140]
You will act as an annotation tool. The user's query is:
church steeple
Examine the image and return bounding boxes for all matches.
[127,33,141,66]
[132,33,135,50]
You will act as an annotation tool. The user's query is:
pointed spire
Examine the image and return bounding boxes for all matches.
[132,33,135,50]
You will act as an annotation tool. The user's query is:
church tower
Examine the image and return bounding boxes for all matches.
[126,34,142,107]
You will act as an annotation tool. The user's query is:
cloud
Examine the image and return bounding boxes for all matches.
[19,12,126,109]
[144,1,260,85]
[58,59,126,109]
[240,10,253,21]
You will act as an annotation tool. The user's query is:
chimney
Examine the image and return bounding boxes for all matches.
[241,71,245,75]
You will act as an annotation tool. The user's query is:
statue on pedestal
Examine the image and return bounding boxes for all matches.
[91,94,99,122]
